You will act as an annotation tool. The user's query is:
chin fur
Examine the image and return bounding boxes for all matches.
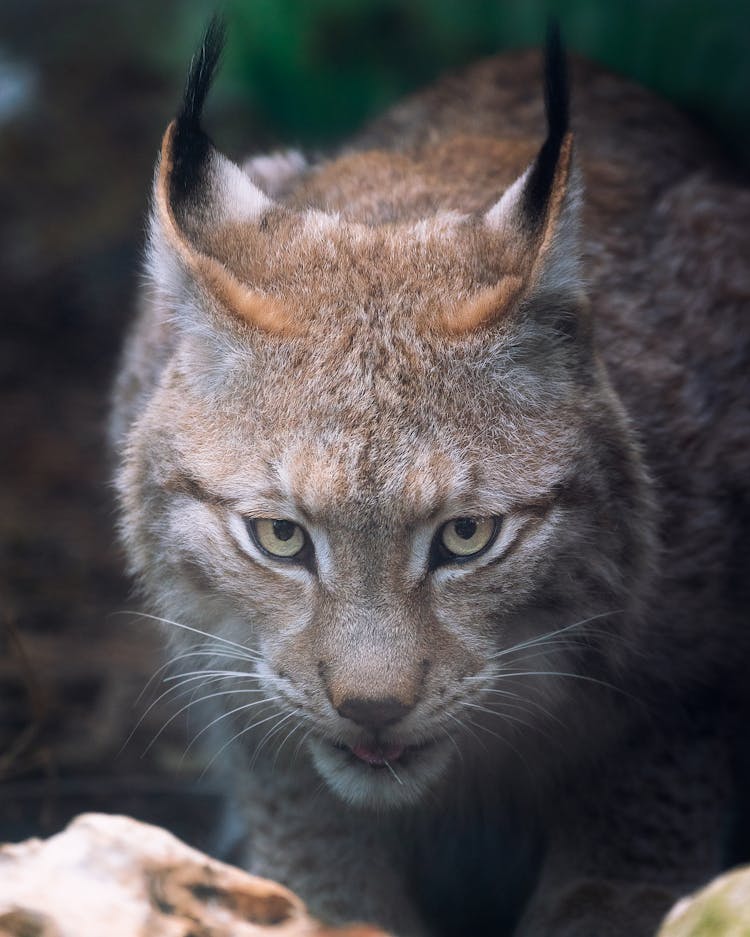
[308,736,454,809]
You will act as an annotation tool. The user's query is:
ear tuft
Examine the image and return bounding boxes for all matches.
[522,20,569,228]
[178,15,226,129]
[170,15,226,203]
[150,18,299,336]
[448,24,580,338]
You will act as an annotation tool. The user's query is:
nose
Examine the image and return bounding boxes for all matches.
[336,696,412,730]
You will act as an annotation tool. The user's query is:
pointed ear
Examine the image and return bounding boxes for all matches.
[484,129,581,291]
[148,17,299,336]
[443,24,584,336]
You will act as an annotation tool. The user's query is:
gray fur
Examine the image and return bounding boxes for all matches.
[112,47,749,937]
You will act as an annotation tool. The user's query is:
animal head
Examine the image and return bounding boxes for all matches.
[118,20,656,807]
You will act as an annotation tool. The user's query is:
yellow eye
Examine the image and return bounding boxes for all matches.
[440,517,497,558]
[250,518,306,558]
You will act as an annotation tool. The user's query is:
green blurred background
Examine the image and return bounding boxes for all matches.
[0,0,748,850]
[165,0,750,164]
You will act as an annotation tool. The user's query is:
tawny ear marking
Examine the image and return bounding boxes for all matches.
[151,17,301,337]
[435,278,525,336]
[155,123,299,337]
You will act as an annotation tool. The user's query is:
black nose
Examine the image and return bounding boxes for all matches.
[336,696,412,730]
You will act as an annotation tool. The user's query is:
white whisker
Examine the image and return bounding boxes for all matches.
[144,688,278,755]
[135,644,255,705]
[384,759,404,785]
[133,669,258,734]
[121,672,235,754]
[497,669,628,698]
[472,688,565,728]
[462,715,535,782]
[460,700,540,735]
[182,695,282,760]
[443,709,488,754]
[249,710,301,770]
[202,710,289,776]
[112,610,261,657]
[164,667,259,683]
[272,718,307,770]
[487,610,624,662]
[292,726,316,764]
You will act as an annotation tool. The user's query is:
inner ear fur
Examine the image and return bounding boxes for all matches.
[435,132,580,337]
[153,121,300,337]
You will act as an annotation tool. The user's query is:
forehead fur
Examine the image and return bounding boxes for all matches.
[196,206,525,334]
[163,197,585,513]
[158,303,583,528]
[283,138,541,221]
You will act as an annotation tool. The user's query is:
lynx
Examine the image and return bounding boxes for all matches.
[112,18,750,937]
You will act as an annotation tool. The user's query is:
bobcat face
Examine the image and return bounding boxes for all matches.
[117,24,657,808]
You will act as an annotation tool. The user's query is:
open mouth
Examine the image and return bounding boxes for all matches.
[310,733,454,806]
[334,738,433,769]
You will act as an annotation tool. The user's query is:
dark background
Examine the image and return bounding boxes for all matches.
[1,0,749,855]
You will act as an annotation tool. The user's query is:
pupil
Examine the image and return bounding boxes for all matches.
[454,518,477,540]
[273,520,295,542]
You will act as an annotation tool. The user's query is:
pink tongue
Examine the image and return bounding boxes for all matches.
[350,743,405,766]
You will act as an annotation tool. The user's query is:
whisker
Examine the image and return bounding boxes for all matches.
[272,718,307,770]
[133,668,259,732]
[112,610,261,657]
[487,610,625,661]
[121,672,235,754]
[201,710,288,776]
[442,726,463,764]
[135,644,251,705]
[464,637,615,683]
[181,695,283,761]
[477,686,566,729]
[496,669,629,698]
[144,688,278,756]
[460,700,540,735]
[462,715,536,780]
[461,714,509,745]
[249,710,300,771]
[471,687,565,728]
[443,709,489,754]
[163,668,259,683]
[384,759,404,785]
[502,638,605,663]
[292,726,316,764]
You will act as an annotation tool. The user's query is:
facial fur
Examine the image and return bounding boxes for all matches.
[114,24,657,809]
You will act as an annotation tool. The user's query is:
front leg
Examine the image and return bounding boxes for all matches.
[232,758,430,937]
[515,716,731,937]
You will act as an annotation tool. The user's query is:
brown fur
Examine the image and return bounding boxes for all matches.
[113,47,750,937]
[155,122,301,336]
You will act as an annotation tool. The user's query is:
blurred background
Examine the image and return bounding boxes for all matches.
[1,0,749,855]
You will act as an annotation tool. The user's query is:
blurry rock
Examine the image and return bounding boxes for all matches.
[658,866,750,937]
[0,813,387,937]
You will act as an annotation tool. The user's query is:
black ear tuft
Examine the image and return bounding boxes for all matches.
[170,15,227,202]
[522,20,570,226]
[178,15,226,130]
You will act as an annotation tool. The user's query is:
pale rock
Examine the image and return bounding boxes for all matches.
[657,866,750,937]
[0,813,388,937]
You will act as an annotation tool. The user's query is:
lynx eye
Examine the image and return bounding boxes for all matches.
[438,517,498,560]
[247,518,306,559]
